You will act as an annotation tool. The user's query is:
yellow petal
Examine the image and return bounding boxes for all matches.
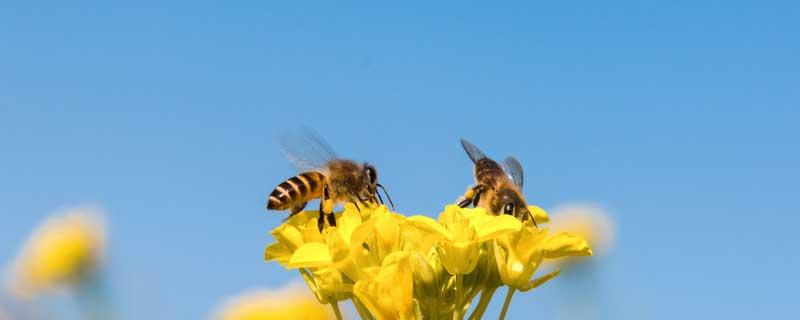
[353,251,417,320]
[288,243,332,268]
[542,232,593,259]
[337,207,363,246]
[439,241,479,275]
[527,205,550,224]
[374,214,401,259]
[271,224,305,252]
[264,242,292,265]
[406,215,454,242]
[475,215,522,241]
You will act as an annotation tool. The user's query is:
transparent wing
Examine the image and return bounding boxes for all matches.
[460,138,487,163]
[501,156,524,189]
[276,127,338,172]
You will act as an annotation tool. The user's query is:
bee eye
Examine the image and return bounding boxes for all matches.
[503,203,515,215]
[365,167,377,183]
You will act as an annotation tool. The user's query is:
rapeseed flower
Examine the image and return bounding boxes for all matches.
[264,203,591,319]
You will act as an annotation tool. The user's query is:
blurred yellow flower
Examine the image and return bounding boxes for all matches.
[212,283,334,320]
[549,203,615,257]
[6,206,106,298]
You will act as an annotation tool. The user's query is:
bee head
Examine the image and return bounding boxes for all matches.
[362,163,395,209]
[496,188,530,222]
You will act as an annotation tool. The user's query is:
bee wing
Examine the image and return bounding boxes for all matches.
[460,138,487,163]
[276,128,338,173]
[501,156,524,189]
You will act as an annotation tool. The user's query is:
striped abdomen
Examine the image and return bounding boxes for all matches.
[267,172,325,211]
[474,158,505,188]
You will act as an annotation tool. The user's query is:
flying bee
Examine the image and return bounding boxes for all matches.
[456,139,537,226]
[266,129,394,231]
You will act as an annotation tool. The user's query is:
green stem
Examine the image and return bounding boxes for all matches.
[468,286,498,320]
[498,288,516,320]
[453,274,464,320]
[298,269,318,290]
[331,300,344,320]
[352,297,373,320]
[76,273,116,320]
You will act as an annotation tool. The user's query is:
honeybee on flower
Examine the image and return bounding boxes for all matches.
[456,139,539,226]
[266,129,394,231]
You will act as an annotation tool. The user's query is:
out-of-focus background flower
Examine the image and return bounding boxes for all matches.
[1,2,798,320]
[211,282,333,320]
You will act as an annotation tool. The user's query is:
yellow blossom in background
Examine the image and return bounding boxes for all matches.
[548,203,615,257]
[264,203,591,320]
[5,206,106,298]
[212,282,334,320]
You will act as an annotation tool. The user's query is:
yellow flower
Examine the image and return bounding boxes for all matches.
[527,205,550,224]
[549,203,615,257]
[6,206,106,298]
[265,210,326,267]
[407,205,521,275]
[264,202,593,320]
[270,204,399,303]
[493,226,592,291]
[353,251,421,320]
[212,282,333,320]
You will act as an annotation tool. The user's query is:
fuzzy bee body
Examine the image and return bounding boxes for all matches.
[458,139,536,226]
[266,130,394,231]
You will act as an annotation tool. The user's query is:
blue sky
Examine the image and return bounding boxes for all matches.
[1,1,798,319]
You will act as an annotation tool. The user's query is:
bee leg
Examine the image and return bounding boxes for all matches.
[318,186,335,232]
[327,212,337,227]
[472,188,483,207]
[317,207,325,231]
[324,187,338,227]
[348,191,362,212]
[317,199,326,231]
[458,185,479,208]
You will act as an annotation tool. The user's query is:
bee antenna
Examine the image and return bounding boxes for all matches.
[374,188,385,205]
[376,183,395,210]
[528,210,538,228]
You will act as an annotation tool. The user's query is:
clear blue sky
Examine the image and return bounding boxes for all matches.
[1,1,798,319]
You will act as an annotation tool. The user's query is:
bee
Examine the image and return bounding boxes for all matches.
[456,139,537,226]
[266,129,394,231]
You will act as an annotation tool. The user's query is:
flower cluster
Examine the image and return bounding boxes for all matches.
[265,203,591,320]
